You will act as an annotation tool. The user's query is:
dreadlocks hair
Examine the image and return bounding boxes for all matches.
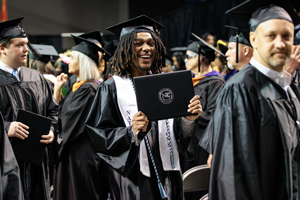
[111,31,166,77]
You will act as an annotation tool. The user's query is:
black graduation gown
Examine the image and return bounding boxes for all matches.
[0,112,23,200]
[291,71,300,102]
[183,75,224,200]
[0,67,58,200]
[53,81,109,200]
[209,64,300,200]
[85,78,193,200]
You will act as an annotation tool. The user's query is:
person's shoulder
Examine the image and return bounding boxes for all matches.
[224,64,260,88]
[80,81,100,90]
[20,67,45,81]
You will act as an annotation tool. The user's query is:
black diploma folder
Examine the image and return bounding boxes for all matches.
[11,109,52,166]
[133,70,195,121]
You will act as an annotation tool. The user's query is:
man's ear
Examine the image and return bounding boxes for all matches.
[242,46,249,56]
[249,31,256,50]
[0,45,6,55]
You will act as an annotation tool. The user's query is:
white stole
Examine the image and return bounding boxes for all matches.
[113,76,180,177]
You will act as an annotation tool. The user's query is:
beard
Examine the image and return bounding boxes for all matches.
[269,56,289,68]
[227,60,235,70]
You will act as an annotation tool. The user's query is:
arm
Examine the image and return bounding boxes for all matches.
[85,81,138,176]
[53,73,68,104]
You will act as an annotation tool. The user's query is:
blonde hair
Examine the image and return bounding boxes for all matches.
[71,51,100,81]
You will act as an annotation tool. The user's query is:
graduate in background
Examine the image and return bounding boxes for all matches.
[85,15,202,200]
[183,36,225,200]
[53,35,110,200]
[0,17,58,200]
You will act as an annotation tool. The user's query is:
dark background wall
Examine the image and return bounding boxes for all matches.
[5,0,300,53]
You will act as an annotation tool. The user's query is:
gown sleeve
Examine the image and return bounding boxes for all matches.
[85,80,138,177]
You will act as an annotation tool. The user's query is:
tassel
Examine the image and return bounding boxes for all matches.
[170,152,176,169]
[158,182,168,199]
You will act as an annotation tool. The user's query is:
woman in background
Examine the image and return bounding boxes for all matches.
[53,35,110,200]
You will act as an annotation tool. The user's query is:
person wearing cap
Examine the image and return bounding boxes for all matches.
[182,36,225,200]
[226,32,253,72]
[52,35,109,200]
[0,17,58,200]
[102,39,119,81]
[170,47,187,71]
[85,15,202,200]
[29,44,59,92]
[209,0,300,199]
[62,30,107,96]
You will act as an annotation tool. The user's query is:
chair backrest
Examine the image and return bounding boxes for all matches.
[182,164,210,192]
[200,193,209,200]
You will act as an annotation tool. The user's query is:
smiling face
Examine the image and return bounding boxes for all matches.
[250,19,294,72]
[130,32,155,76]
[0,37,29,69]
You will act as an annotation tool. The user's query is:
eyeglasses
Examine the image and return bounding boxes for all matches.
[185,54,198,60]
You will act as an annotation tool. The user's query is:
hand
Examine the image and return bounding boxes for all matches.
[184,95,202,121]
[285,45,300,79]
[7,121,29,140]
[207,153,213,169]
[55,73,68,90]
[54,73,68,103]
[40,131,54,144]
[132,111,149,135]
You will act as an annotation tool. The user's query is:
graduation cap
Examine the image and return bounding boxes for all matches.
[29,44,58,63]
[106,15,164,39]
[78,30,105,48]
[102,39,119,62]
[225,25,252,63]
[188,33,225,72]
[170,47,188,52]
[226,0,300,44]
[216,39,228,55]
[71,35,110,65]
[0,17,40,58]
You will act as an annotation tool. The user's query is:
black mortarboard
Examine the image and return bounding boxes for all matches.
[226,25,252,63]
[103,39,119,62]
[29,44,58,63]
[170,47,188,52]
[226,0,300,42]
[71,35,110,65]
[0,17,26,42]
[78,30,105,48]
[106,15,164,39]
[228,32,252,47]
[0,17,40,58]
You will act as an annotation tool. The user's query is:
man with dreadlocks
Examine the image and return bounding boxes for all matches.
[0,17,58,200]
[85,15,202,200]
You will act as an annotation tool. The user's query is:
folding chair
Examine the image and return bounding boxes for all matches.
[182,164,210,199]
